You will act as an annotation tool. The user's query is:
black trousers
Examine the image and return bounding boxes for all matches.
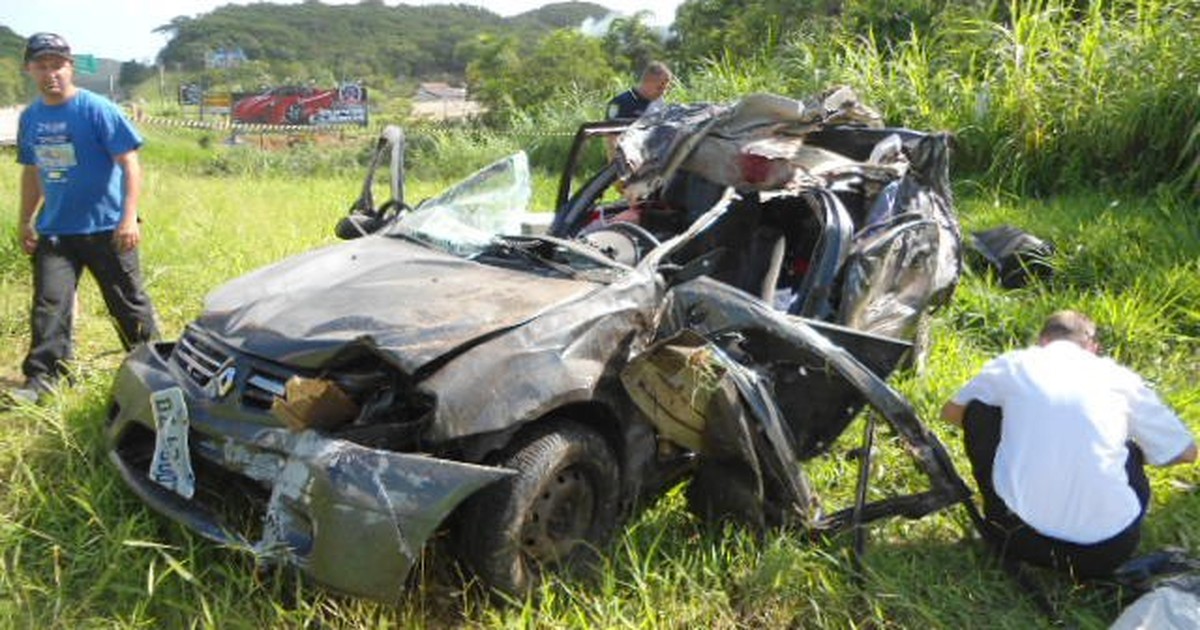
[962,401,1150,578]
[22,231,160,382]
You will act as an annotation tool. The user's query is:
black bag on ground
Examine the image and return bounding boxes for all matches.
[969,225,1056,289]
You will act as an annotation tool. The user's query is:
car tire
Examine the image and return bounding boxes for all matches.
[456,420,620,596]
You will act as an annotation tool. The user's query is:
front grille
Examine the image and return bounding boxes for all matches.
[242,366,290,410]
[173,328,230,388]
[170,327,298,411]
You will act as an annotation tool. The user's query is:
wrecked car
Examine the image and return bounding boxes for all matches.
[107,88,977,602]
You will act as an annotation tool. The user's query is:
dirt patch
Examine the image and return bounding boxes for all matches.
[230,130,364,151]
[0,105,22,146]
[411,100,485,121]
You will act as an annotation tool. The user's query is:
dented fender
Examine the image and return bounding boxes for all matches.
[107,343,512,602]
[230,430,512,601]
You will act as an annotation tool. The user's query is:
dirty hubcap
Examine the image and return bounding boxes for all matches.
[520,466,595,563]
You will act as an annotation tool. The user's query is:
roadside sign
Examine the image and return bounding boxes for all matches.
[75,54,98,75]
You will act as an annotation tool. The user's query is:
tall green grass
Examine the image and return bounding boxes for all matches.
[4,3,1200,622]
[632,0,1200,196]
[2,114,1200,627]
[785,0,1200,194]
[512,0,1200,197]
[128,1,1200,199]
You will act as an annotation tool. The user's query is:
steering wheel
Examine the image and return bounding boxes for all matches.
[578,220,662,265]
[601,220,661,248]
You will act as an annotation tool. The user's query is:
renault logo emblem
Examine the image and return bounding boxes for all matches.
[213,361,237,398]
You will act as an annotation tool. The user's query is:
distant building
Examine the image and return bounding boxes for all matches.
[0,105,22,146]
[414,82,467,102]
[411,82,483,121]
[205,48,247,70]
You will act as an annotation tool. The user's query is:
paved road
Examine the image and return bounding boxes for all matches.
[0,106,21,146]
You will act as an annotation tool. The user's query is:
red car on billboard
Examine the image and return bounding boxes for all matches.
[232,85,337,125]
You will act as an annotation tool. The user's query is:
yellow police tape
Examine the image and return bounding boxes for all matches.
[137,114,574,138]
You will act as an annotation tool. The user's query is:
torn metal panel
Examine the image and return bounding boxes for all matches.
[616,89,885,197]
[716,343,819,525]
[838,215,944,339]
[109,354,513,600]
[621,330,729,453]
[420,268,662,442]
[651,275,969,529]
[621,328,816,528]
[615,103,726,198]
[234,430,512,601]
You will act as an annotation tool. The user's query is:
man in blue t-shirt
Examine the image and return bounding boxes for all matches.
[606,61,673,120]
[11,32,159,403]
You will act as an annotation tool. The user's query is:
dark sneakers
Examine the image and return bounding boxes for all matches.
[6,375,57,405]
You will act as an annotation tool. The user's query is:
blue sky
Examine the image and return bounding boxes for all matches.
[2,0,682,63]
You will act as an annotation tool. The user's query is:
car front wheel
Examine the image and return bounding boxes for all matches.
[457,420,620,596]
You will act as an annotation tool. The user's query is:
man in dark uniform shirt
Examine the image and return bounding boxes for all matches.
[607,61,672,120]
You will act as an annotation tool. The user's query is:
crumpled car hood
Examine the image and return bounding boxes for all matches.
[197,235,601,371]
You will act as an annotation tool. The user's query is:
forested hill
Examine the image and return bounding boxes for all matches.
[0,2,613,105]
[155,1,611,79]
[0,26,26,104]
[0,26,22,59]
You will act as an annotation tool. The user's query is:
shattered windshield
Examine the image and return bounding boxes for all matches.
[386,152,533,256]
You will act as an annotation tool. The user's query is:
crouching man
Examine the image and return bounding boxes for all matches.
[941,310,1196,578]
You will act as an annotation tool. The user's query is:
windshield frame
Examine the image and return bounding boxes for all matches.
[384,152,533,258]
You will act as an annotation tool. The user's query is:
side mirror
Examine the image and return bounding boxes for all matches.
[336,125,406,239]
[334,211,388,239]
[334,200,408,240]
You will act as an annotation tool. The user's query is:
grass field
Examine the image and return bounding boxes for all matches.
[1,125,1199,628]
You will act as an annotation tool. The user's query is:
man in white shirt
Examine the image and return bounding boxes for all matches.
[941,310,1196,577]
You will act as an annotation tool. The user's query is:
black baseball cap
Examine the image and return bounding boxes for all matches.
[24,32,72,63]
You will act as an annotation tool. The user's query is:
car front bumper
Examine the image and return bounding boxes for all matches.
[106,341,512,601]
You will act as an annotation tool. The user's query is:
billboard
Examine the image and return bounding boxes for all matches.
[231,83,368,126]
[202,93,232,117]
[179,83,202,106]
[178,86,233,116]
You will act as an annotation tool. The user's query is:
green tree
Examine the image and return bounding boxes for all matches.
[515,29,616,108]
[672,0,841,64]
[0,57,26,105]
[602,11,667,76]
[840,0,999,48]
[118,61,155,91]
[462,33,525,115]
[464,28,616,122]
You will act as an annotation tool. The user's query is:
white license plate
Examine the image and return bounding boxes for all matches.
[148,387,196,499]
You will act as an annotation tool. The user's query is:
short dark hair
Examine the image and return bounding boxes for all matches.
[24,32,72,63]
[1038,310,1097,346]
[641,61,672,81]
